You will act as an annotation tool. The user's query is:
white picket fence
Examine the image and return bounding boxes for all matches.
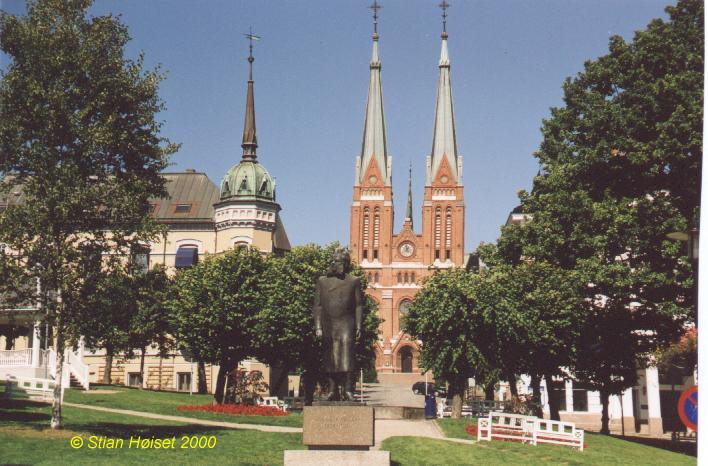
[477,412,584,451]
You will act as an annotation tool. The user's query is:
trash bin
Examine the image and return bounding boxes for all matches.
[425,393,436,419]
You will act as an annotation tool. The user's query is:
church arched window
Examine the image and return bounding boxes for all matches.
[397,272,402,284]
[410,272,415,283]
[373,208,380,260]
[445,207,452,260]
[362,208,369,260]
[374,272,379,284]
[434,207,441,260]
[404,272,409,283]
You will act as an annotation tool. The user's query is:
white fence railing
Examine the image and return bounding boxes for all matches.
[67,349,89,390]
[0,349,32,367]
[477,412,584,451]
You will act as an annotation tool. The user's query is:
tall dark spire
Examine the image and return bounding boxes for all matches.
[241,28,260,160]
[439,1,449,37]
[406,162,413,226]
[358,1,390,185]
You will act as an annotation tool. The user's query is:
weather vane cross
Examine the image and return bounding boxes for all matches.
[370,0,382,34]
[243,26,260,80]
[439,0,450,33]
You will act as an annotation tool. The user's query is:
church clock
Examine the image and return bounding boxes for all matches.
[399,242,415,258]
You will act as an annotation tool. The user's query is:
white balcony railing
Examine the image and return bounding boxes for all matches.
[0,349,31,367]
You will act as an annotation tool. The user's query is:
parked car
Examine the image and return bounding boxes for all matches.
[412,382,446,397]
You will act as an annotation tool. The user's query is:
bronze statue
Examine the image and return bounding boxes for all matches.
[313,248,364,401]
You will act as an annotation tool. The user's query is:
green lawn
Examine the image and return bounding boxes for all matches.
[0,398,303,465]
[63,385,303,428]
[382,435,696,466]
[436,417,477,439]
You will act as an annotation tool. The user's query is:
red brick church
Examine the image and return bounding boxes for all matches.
[349,11,465,376]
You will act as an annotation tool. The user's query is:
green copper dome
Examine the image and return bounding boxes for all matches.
[220,160,276,202]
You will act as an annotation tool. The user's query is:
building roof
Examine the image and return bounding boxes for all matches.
[358,32,390,186]
[428,32,459,184]
[152,171,220,222]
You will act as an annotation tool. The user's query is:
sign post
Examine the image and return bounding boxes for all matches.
[677,385,698,432]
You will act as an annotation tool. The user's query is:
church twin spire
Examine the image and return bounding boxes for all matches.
[428,0,459,185]
[357,1,460,190]
[358,0,390,186]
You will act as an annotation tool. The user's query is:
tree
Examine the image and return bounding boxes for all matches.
[127,264,172,389]
[254,244,380,404]
[405,268,495,418]
[169,247,266,404]
[481,261,585,420]
[496,0,702,433]
[0,0,176,428]
[74,262,134,384]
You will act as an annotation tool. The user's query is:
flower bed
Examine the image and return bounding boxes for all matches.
[177,404,289,417]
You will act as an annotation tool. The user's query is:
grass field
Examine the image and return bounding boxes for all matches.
[382,435,696,466]
[2,388,697,465]
[0,398,303,465]
[63,385,303,428]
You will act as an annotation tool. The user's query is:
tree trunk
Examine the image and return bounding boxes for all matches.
[139,347,146,389]
[214,359,231,404]
[507,372,518,397]
[530,374,543,418]
[270,365,290,398]
[302,369,316,406]
[158,354,163,390]
[450,378,465,419]
[198,361,208,394]
[50,291,64,430]
[484,382,496,401]
[545,374,561,421]
[103,347,113,385]
[599,388,610,435]
[5,325,15,350]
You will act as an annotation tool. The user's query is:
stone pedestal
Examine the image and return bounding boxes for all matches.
[285,404,390,465]
[303,405,374,449]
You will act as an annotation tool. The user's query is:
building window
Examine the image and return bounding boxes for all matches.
[399,299,411,316]
[550,382,567,411]
[373,249,378,260]
[445,208,452,250]
[177,372,192,392]
[410,272,415,283]
[128,372,142,387]
[373,209,380,248]
[363,209,370,251]
[174,204,192,214]
[434,207,441,259]
[367,272,372,283]
[374,273,379,284]
[572,387,589,412]
[397,272,402,284]
[175,246,199,269]
[131,245,150,274]
[362,249,368,260]
[404,272,409,283]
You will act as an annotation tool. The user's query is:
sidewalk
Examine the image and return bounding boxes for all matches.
[64,402,476,448]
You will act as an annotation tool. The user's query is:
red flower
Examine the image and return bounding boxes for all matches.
[177,404,288,417]
[465,425,478,436]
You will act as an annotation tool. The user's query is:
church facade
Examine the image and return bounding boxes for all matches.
[349,21,465,376]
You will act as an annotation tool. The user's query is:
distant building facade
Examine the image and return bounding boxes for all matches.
[349,22,465,379]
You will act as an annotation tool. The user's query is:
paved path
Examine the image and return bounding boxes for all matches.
[63,402,302,433]
[65,402,476,448]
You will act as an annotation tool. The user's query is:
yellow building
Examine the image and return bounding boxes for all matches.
[1,46,291,395]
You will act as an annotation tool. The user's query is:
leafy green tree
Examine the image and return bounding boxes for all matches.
[479,261,585,420]
[0,0,175,428]
[496,0,702,433]
[74,258,134,384]
[254,244,380,404]
[127,264,172,388]
[405,268,496,418]
[169,247,266,404]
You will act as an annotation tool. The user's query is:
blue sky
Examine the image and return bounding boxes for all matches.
[1,0,670,250]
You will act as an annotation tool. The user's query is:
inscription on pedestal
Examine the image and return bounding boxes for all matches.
[303,405,374,447]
